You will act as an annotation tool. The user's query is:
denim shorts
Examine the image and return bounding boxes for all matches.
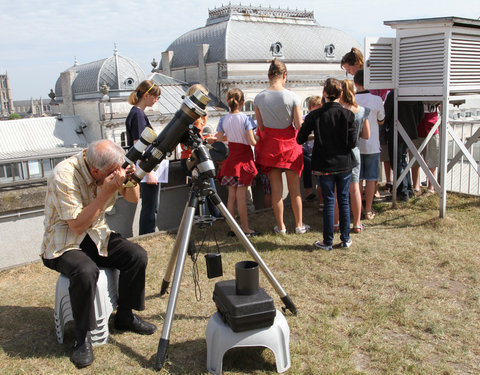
[360,153,380,181]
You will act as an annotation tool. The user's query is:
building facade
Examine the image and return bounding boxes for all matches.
[0,73,14,117]
[157,4,362,115]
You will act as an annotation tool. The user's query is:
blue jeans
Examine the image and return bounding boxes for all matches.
[318,172,351,245]
[139,183,160,235]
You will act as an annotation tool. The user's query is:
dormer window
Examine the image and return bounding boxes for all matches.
[324,44,335,58]
[124,78,135,89]
[270,42,283,57]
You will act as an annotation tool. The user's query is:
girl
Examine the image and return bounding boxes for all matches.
[297,78,357,250]
[216,88,260,237]
[334,80,371,233]
[254,59,309,235]
[126,80,168,235]
[340,47,364,75]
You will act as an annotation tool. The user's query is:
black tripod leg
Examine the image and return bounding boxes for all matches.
[156,191,198,370]
[208,192,298,315]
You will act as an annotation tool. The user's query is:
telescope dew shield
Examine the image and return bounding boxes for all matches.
[129,89,211,183]
[122,127,157,168]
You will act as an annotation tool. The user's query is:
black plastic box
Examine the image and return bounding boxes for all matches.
[213,280,276,332]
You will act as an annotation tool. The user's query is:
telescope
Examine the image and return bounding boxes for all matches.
[123,89,211,183]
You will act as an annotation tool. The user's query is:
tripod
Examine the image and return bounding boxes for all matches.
[155,173,297,370]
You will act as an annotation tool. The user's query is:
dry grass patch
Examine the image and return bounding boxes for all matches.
[1,193,479,374]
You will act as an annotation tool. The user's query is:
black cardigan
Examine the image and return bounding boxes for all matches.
[297,101,357,173]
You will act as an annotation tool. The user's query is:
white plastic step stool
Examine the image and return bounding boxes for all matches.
[205,309,290,374]
[54,267,119,346]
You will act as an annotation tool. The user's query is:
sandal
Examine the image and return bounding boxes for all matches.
[352,224,365,233]
[364,211,375,220]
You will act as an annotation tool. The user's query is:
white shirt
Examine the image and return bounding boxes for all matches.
[355,92,385,154]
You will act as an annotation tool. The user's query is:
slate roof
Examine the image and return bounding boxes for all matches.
[0,116,87,162]
[163,5,361,68]
[55,54,145,100]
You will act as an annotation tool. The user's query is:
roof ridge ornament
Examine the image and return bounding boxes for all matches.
[208,3,314,21]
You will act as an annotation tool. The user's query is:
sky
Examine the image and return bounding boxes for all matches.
[1,0,479,100]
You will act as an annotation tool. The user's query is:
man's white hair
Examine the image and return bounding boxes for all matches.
[85,139,124,171]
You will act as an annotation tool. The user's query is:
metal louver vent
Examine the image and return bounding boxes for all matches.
[367,41,394,83]
[450,32,480,90]
[398,33,444,87]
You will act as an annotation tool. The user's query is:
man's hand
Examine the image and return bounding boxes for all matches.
[102,168,126,195]
[124,164,136,178]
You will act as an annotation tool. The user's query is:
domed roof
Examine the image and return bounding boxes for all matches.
[163,5,361,68]
[55,50,145,100]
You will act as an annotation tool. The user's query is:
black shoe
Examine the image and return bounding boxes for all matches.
[114,314,157,335]
[245,231,261,238]
[71,340,94,369]
[227,230,236,237]
[397,193,410,202]
[305,193,316,202]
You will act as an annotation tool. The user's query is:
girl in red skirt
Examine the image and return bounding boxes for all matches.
[254,59,309,235]
[216,88,260,237]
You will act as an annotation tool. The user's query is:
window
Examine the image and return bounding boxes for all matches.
[270,42,283,57]
[124,78,135,90]
[302,97,311,116]
[243,100,254,113]
[324,44,335,58]
[43,159,53,177]
[53,158,64,168]
[27,160,42,178]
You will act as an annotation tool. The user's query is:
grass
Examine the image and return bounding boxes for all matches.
[1,192,480,374]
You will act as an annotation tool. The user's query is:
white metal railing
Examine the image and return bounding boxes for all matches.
[445,119,480,196]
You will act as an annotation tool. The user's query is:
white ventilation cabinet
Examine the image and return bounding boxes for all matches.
[364,17,480,217]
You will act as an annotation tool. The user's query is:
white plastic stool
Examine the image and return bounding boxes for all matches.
[206,309,290,374]
[54,267,119,346]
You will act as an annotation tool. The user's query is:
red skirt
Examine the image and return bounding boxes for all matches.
[218,142,257,186]
[255,126,303,177]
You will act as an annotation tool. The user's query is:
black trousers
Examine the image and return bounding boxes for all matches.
[43,232,148,331]
[387,137,413,198]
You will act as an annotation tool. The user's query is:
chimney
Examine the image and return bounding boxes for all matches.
[60,70,76,115]
[161,51,174,77]
[197,44,209,89]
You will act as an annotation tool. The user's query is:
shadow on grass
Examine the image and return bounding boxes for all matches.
[0,305,67,359]
[144,338,277,374]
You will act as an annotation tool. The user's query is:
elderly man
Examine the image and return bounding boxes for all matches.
[41,139,156,369]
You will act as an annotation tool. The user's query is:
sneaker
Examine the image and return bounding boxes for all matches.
[295,224,310,234]
[341,239,352,248]
[313,240,333,251]
[71,340,94,369]
[273,225,287,235]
